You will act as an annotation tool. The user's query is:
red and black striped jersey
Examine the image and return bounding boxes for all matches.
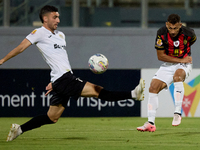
[155,26,196,58]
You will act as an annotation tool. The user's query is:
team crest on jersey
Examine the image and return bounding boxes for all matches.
[184,39,187,45]
[156,39,163,46]
[31,29,37,35]
[174,41,180,47]
[59,34,64,39]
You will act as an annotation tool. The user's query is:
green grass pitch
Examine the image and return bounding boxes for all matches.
[0,117,200,150]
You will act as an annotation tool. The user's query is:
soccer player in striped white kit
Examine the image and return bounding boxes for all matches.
[0,5,144,141]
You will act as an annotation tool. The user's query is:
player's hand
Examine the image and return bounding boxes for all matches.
[181,56,192,64]
[0,59,4,65]
[45,82,53,96]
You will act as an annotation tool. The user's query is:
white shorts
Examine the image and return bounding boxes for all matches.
[153,62,192,89]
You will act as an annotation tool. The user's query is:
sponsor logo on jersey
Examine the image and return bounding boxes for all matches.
[31,29,37,35]
[170,75,200,117]
[54,44,65,49]
[171,49,183,57]
[156,39,163,46]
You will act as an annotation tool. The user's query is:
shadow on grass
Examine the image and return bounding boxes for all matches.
[153,132,200,136]
[65,137,88,140]
[36,137,88,141]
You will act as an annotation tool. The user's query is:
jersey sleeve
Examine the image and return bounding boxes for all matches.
[155,30,165,50]
[189,30,197,46]
[61,31,66,46]
[26,29,42,44]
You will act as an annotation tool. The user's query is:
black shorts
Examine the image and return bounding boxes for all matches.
[50,72,87,107]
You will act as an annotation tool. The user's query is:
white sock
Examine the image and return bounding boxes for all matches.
[18,126,23,135]
[131,89,136,98]
[131,84,141,98]
[174,82,184,114]
[148,93,159,124]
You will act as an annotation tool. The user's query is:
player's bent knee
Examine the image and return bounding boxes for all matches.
[94,85,103,97]
[48,115,59,123]
[82,82,103,97]
[47,112,61,123]
[149,82,159,93]
[149,84,163,94]
[173,76,184,82]
[149,86,158,94]
[52,119,58,123]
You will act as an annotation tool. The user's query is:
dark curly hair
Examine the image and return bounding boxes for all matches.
[167,14,181,24]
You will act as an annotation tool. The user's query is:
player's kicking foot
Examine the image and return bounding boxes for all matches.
[137,122,156,132]
[134,78,145,101]
[6,124,22,141]
[172,114,182,126]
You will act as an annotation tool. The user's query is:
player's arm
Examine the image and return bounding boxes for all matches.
[0,38,31,65]
[189,34,197,46]
[157,50,192,64]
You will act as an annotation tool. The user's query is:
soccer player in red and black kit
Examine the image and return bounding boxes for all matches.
[137,14,197,132]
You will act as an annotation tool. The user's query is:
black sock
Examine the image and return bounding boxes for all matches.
[174,112,181,116]
[98,89,132,101]
[148,121,154,125]
[20,114,55,133]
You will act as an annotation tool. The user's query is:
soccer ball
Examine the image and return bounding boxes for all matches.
[88,53,109,74]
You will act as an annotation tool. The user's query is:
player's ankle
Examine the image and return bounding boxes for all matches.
[148,121,154,125]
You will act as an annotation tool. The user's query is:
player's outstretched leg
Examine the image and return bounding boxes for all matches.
[132,78,145,101]
[98,78,145,101]
[172,113,182,126]
[137,122,156,132]
[6,124,22,142]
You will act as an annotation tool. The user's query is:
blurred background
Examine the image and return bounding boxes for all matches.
[1,0,200,117]
[1,0,200,28]
[1,0,200,69]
